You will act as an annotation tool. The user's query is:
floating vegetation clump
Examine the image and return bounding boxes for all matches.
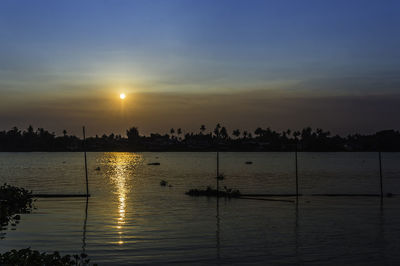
[216,173,225,180]
[160,180,168,186]
[0,248,96,266]
[185,186,241,198]
[0,184,33,232]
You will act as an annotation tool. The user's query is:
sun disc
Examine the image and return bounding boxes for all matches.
[120,93,126,99]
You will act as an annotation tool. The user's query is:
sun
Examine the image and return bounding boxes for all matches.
[120,93,126,100]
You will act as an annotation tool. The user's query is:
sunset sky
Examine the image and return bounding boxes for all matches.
[1,0,399,136]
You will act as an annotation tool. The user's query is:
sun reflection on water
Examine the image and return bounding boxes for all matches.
[105,152,142,245]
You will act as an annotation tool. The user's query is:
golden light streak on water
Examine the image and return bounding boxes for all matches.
[106,152,142,245]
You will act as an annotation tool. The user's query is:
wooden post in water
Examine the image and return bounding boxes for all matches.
[217,151,220,195]
[83,126,89,197]
[295,143,299,200]
[379,151,383,199]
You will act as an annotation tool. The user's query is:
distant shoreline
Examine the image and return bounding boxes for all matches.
[2,125,399,152]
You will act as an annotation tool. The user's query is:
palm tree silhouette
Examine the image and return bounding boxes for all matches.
[232,129,240,139]
[293,131,300,140]
[254,127,263,137]
[200,125,206,135]
[177,128,182,140]
[214,124,221,138]
[220,127,228,139]
[243,130,248,139]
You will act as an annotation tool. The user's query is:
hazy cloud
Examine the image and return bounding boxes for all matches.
[1,90,399,136]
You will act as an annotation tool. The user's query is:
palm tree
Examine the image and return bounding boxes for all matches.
[243,130,248,139]
[27,125,34,134]
[200,125,206,134]
[37,128,45,137]
[301,127,312,140]
[293,131,300,140]
[23,125,35,138]
[220,127,228,139]
[177,128,182,140]
[254,127,263,137]
[62,129,67,137]
[232,129,240,139]
[214,123,221,138]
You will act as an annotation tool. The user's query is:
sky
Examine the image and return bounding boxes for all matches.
[1,0,400,136]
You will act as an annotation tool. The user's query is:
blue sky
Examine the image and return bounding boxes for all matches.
[1,0,400,135]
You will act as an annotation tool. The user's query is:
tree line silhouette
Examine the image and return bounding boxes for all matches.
[0,124,399,152]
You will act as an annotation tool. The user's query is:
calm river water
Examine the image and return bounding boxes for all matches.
[1,152,400,265]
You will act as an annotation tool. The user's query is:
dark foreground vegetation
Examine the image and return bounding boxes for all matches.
[0,184,33,236]
[0,186,96,265]
[0,248,95,266]
[1,124,399,152]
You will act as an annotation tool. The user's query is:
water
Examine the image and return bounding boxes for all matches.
[1,152,400,265]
